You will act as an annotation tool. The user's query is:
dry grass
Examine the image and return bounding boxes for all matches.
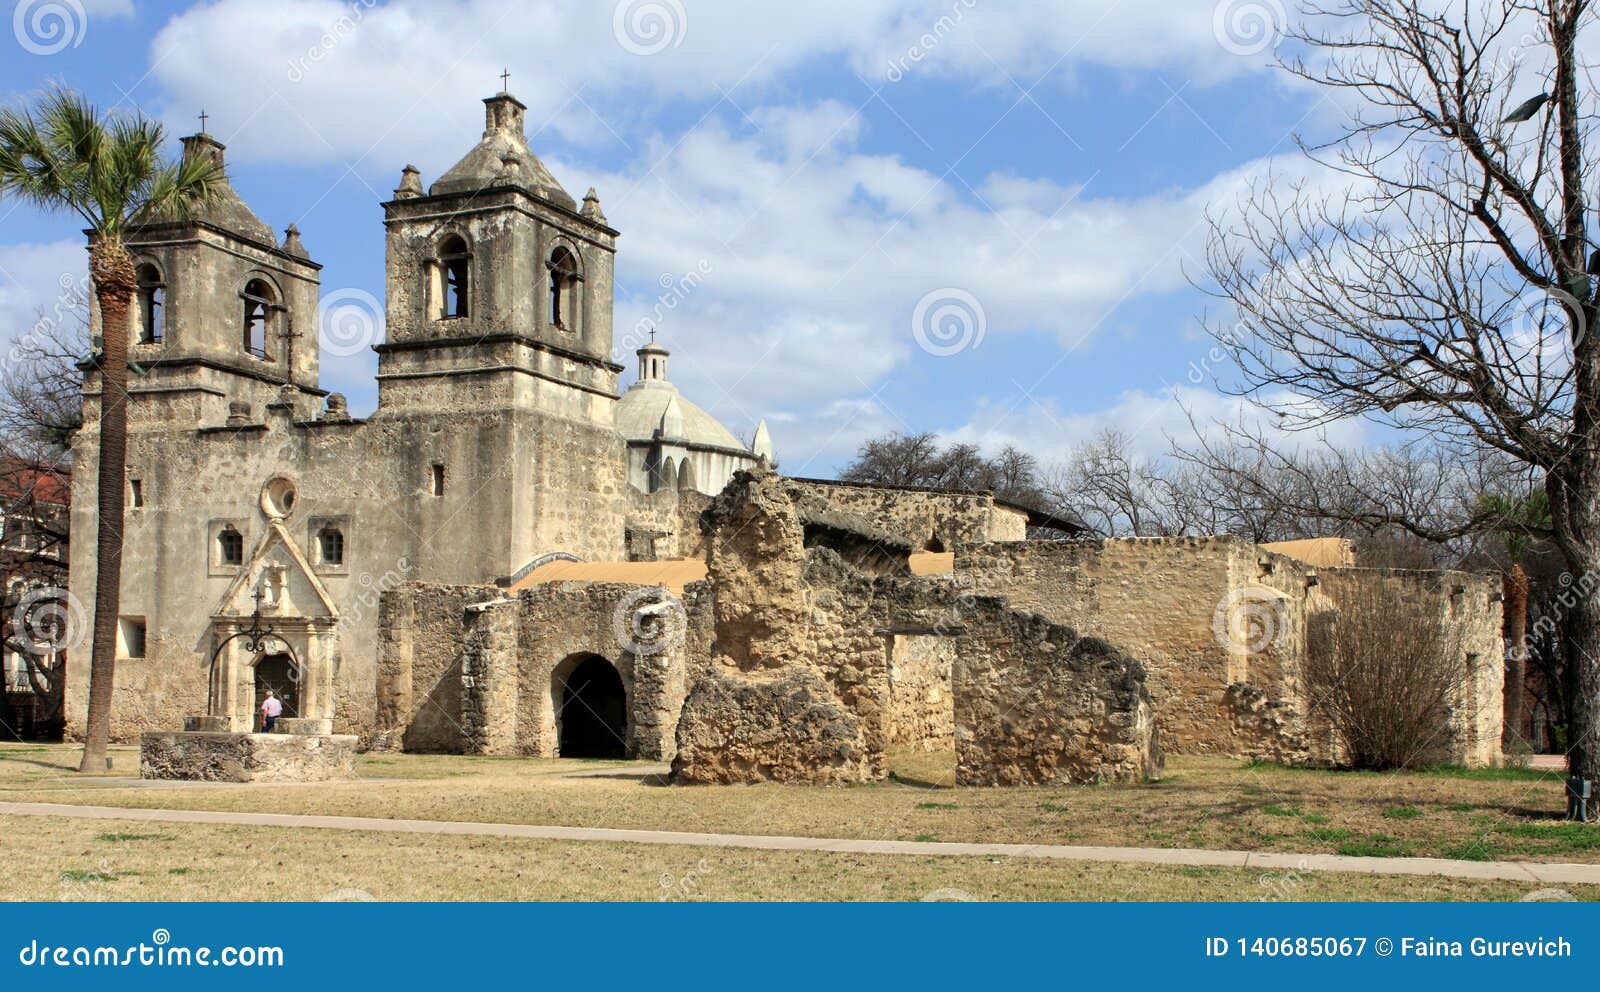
[0,743,1592,864]
[7,813,1587,902]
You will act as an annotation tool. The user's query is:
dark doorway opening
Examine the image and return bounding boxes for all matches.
[557,655,626,758]
[254,653,299,730]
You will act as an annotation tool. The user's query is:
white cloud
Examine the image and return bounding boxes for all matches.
[0,239,90,358]
[946,385,1370,466]
[141,0,1283,171]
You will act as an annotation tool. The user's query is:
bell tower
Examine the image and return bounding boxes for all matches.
[89,129,324,429]
[376,90,621,416]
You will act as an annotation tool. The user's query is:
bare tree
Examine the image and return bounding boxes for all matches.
[840,432,1046,508]
[2,308,87,462]
[1198,1,1600,808]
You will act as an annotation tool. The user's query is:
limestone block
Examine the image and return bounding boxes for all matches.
[140,731,358,782]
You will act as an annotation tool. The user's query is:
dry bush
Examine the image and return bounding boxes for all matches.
[1304,587,1467,770]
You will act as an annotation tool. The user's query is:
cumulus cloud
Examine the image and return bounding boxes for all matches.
[141,0,1284,170]
[946,384,1371,466]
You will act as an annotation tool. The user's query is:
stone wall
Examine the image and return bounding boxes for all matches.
[671,470,1161,785]
[786,478,1027,550]
[954,537,1503,767]
[375,578,706,760]
[953,601,1159,785]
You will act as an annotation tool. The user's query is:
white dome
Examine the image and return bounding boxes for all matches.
[616,380,747,451]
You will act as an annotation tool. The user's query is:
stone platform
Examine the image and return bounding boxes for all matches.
[140,730,359,782]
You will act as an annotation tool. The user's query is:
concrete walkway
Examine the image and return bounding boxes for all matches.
[2,800,1596,887]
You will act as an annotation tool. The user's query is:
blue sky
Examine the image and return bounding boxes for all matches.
[0,0,1356,476]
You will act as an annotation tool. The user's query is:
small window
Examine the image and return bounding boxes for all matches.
[318,526,344,566]
[439,236,470,319]
[431,463,446,497]
[135,264,164,344]
[129,479,143,509]
[242,279,276,360]
[218,525,244,565]
[118,617,146,659]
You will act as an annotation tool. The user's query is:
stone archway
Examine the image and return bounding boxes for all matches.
[553,653,627,758]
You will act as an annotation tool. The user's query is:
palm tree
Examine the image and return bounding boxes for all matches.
[0,88,221,771]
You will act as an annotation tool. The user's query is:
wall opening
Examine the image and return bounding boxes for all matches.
[554,653,627,759]
[254,653,299,730]
[884,632,957,787]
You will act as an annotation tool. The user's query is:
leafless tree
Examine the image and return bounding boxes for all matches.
[840,432,1046,507]
[1197,0,1600,807]
[1,307,87,462]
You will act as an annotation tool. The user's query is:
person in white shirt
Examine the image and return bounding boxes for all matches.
[260,690,283,732]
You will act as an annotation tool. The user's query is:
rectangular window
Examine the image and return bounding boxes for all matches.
[117,617,146,659]
[431,463,445,497]
[129,479,143,509]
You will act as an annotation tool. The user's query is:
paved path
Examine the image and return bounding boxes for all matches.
[2,800,1596,887]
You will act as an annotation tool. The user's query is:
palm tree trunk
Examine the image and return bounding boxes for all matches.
[1502,563,1529,752]
[77,241,134,772]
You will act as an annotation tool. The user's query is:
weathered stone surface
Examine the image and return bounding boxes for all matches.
[954,603,1160,785]
[671,669,872,784]
[139,731,358,782]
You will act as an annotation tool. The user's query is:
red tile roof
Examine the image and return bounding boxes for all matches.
[0,458,70,506]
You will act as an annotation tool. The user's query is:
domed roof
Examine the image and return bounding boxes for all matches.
[429,92,574,209]
[616,379,747,451]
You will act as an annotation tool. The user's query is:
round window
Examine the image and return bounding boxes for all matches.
[260,477,298,520]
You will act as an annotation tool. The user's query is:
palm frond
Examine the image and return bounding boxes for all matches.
[0,85,221,241]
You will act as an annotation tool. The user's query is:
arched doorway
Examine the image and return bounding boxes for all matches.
[253,653,299,730]
[555,654,627,758]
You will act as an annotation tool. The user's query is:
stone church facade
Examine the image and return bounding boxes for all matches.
[68,91,1505,785]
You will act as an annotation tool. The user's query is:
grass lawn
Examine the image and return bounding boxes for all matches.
[7,813,1590,902]
[0,742,1594,868]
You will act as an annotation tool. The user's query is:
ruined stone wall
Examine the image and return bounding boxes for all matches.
[375,583,497,753]
[376,578,704,760]
[956,538,1264,755]
[955,537,1503,767]
[953,601,1160,785]
[625,487,713,561]
[786,478,1027,549]
[672,470,1161,785]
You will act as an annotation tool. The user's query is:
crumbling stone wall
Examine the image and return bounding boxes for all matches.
[672,470,1161,785]
[376,583,499,753]
[955,537,1502,767]
[786,478,1027,549]
[953,601,1160,785]
[626,487,713,561]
